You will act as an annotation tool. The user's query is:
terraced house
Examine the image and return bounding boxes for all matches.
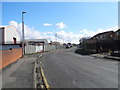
[80,29,120,56]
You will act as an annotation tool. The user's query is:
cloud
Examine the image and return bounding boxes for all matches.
[9,21,81,43]
[79,26,118,37]
[79,29,96,37]
[56,22,66,29]
[9,21,50,40]
[43,22,66,29]
[9,21,18,28]
[55,30,84,43]
[8,21,118,44]
[43,23,53,26]
[55,26,118,43]
[46,32,54,34]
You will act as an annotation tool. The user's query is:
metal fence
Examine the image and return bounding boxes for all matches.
[25,44,65,54]
[25,45,43,54]
[44,44,65,51]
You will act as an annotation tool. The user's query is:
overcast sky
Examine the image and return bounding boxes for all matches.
[2,2,118,43]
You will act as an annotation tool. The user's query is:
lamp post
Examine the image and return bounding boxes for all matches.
[22,12,26,56]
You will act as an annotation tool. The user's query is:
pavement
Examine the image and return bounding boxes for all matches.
[75,47,120,61]
[1,53,41,88]
[40,47,118,88]
[91,53,120,61]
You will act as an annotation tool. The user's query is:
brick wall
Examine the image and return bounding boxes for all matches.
[0,48,22,69]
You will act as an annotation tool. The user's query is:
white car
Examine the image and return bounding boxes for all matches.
[65,44,70,48]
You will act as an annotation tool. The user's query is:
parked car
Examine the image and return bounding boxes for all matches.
[70,44,73,47]
[68,43,73,47]
[65,44,70,49]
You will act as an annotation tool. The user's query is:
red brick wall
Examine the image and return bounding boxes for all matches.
[0,48,22,69]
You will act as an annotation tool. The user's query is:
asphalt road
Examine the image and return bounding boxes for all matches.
[40,47,118,88]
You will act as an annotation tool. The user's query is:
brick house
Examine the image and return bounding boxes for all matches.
[115,29,120,40]
[81,31,116,53]
[114,29,120,55]
[91,31,115,40]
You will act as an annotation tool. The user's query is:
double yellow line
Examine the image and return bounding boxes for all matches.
[34,54,50,90]
[41,67,50,90]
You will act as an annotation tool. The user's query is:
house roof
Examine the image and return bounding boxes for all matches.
[92,31,114,38]
[115,29,120,33]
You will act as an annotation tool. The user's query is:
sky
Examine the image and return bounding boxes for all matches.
[2,2,118,43]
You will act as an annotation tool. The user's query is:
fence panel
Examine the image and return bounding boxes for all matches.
[25,45,43,54]
[36,46,43,52]
[25,45,36,54]
[25,44,65,54]
[44,45,65,51]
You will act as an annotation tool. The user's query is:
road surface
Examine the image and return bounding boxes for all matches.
[40,47,118,88]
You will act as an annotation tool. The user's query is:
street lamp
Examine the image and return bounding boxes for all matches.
[22,12,26,56]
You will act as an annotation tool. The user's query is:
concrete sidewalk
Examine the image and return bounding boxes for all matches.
[1,53,40,88]
[91,53,120,61]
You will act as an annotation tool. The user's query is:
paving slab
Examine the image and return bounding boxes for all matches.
[1,54,40,88]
